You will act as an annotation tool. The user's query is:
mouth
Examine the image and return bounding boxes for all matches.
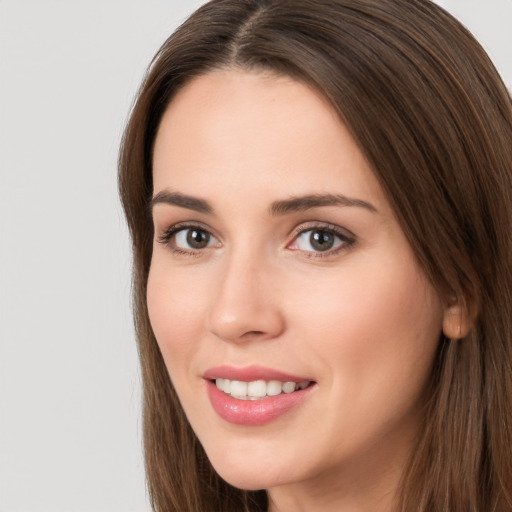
[203,366,317,426]
[213,378,313,400]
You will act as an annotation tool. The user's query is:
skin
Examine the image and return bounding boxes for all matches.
[148,69,458,512]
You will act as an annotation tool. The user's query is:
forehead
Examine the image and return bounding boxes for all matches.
[153,69,340,161]
[152,69,387,213]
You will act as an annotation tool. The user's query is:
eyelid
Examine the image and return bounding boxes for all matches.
[156,220,355,258]
[287,222,356,256]
[157,221,221,251]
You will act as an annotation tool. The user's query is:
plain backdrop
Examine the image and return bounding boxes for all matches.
[0,1,510,511]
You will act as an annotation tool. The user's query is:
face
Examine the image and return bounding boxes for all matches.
[148,70,448,506]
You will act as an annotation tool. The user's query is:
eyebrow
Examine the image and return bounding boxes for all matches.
[151,191,213,214]
[150,190,377,215]
[269,193,377,215]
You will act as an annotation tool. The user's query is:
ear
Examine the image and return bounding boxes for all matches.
[442,298,472,340]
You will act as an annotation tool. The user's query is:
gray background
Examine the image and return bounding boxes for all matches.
[0,1,510,511]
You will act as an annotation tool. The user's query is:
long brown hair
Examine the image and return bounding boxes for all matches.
[118,1,512,510]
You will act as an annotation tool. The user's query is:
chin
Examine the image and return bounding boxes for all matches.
[205,448,294,491]
[215,467,284,491]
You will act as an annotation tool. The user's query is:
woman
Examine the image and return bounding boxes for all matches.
[118,1,512,510]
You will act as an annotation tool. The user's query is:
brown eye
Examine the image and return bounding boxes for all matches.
[185,228,211,249]
[173,228,214,250]
[158,224,220,254]
[309,230,335,251]
[290,226,352,255]
[295,229,342,252]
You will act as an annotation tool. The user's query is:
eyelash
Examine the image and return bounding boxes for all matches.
[157,222,356,258]
[289,223,355,259]
[157,222,216,257]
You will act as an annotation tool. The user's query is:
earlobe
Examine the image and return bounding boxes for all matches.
[442,300,471,340]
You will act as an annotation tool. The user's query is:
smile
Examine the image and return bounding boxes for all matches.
[203,366,316,425]
[215,378,311,400]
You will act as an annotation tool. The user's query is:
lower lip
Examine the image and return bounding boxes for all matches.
[206,380,316,426]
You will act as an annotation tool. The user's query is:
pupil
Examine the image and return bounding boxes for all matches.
[310,230,333,251]
[187,229,209,249]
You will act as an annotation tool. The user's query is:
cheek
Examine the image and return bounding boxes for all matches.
[289,254,443,394]
[146,260,208,374]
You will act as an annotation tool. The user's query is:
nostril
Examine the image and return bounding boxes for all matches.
[240,330,265,339]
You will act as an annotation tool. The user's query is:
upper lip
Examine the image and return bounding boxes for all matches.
[203,365,313,382]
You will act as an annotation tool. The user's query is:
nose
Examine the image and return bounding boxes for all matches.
[207,252,285,344]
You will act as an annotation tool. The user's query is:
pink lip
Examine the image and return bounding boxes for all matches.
[203,365,312,383]
[203,365,316,426]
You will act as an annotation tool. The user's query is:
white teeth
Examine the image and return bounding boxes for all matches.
[267,380,282,396]
[230,380,248,398]
[282,381,296,394]
[214,378,311,400]
[247,380,267,397]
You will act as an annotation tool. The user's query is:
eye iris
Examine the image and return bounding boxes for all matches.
[310,230,334,251]
[186,229,210,249]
